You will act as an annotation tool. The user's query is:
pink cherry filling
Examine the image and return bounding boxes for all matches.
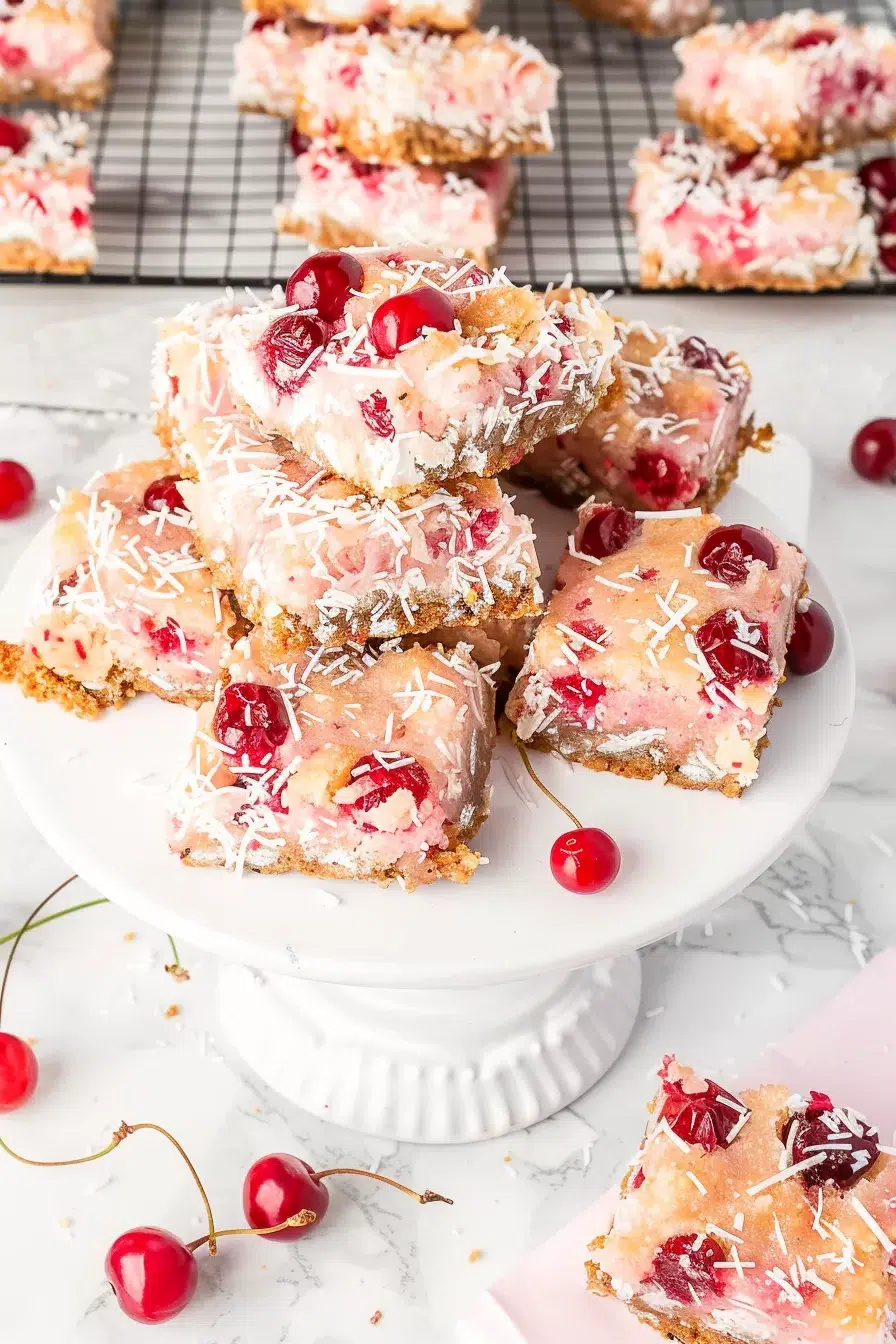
[341,755,430,833]
[552,673,607,724]
[469,507,499,549]
[146,617,191,659]
[629,450,689,508]
[645,1234,725,1305]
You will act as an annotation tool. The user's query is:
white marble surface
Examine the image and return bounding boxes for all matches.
[0,287,894,1342]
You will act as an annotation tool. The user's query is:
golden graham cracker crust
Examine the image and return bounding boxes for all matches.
[0,73,110,112]
[244,0,479,30]
[638,246,872,293]
[565,0,711,38]
[0,241,93,276]
[676,93,896,165]
[586,1254,738,1344]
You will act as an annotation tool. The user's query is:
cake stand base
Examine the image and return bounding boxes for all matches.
[218,955,642,1143]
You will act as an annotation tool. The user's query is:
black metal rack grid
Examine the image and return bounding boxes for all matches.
[3,0,895,289]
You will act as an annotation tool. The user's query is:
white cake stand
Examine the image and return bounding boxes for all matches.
[0,440,854,1143]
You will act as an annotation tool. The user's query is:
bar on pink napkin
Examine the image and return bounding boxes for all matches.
[457,949,896,1344]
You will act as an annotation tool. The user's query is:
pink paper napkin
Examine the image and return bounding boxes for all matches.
[457,949,896,1344]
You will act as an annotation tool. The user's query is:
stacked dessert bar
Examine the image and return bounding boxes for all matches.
[233,0,557,263]
[631,10,892,291]
[149,246,619,884]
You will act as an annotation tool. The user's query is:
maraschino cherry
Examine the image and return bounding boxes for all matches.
[550,828,620,894]
[0,460,35,520]
[791,27,835,48]
[785,1091,880,1187]
[258,312,325,395]
[213,681,290,768]
[879,207,896,274]
[370,286,456,357]
[0,1031,37,1111]
[698,524,777,585]
[851,417,896,481]
[0,115,30,157]
[243,1154,330,1242]
[696,609,770,687]
[646,1234,725,1304]
[285,252,364,322]
[143,474,187,513]
[578,505,639,560]
[787,600,835,676]
[105,1227,199,1325]
[859,156,896,208]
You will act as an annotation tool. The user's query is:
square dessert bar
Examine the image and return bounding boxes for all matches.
[233,12,319,118]
[588,1056,896,1343]
[177,412,542,652]
[676,10,896,162]
[631,133,876,292]
[513,319,767,512]
[276,140,517,269]
[293,25,558,163]
[244,0,479,32]
[0,458,238,719]
[506,503,807,796]
[169,633,496,888]
[0,0,115,108]
[0,112,96,275]
[220,247,618,499]
[564,0,714,41]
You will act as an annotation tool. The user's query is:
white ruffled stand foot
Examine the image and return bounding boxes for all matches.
[218,955,642,1143]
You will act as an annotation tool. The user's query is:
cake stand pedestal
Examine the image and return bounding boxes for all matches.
[219,956,642,1143]
[2,438,851,1145]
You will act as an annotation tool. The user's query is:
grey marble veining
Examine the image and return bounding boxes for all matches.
[0,287,893,1342]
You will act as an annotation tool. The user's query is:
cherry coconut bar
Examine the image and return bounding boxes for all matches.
[631,133,876,293]
[233,13,319,118]
[0,111,95,275]
[244,0,479,33]
[169,632,495,888]
[293,25,557,163]
[506,504,806,796]
[513,318,768,512]
[676,10,896,163]
[176,412,541,652]
[0,458,238,719]
[220,248,618,500]
[564,0,714,41]
[0,0,115,109]
[588,1056,896,1344]
[276,141,517,269]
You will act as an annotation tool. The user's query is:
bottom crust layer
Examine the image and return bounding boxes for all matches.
[0,641,210,719]
[0,75,109,111]
[586,1258,745,1344]
[0,241,93,276]
[638,248,872,293]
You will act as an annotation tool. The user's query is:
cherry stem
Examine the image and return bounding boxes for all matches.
[512,735,583,830]
[0,1120,218,1254]
[0,875,77,1027]
[0,897,109,947]
[311,1167,453,1206]
[187,1210,317,1255]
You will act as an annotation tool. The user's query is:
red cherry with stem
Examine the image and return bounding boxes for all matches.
[0,460,35,520]
[213,682,290,768]
[0,115,30,156]
[851,417,896,481]
[105,1227,198,1324]
[578,505,639,560]
[791,27,836,48]
[550,828,620,894]
[0,1032,38,1111]
[645,1234,725,1304]
[370,286,456,357]
[696,609,771,687]
[285,251,364,322]
[698,524,777,585]
[143,473,187,514]
[787,600,835,676]
[257,312,325,395]
[879,206,896,275]
[243,1154,330,1242]
[859,156,896,207]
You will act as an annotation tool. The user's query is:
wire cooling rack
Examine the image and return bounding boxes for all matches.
[3,0,895,289]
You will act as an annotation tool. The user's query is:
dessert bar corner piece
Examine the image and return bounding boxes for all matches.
[276,140,518,269]
[675,10,896,162]
[293,25,558,163]
[233,12,320,118]
[220,247,619,499]
[243,0,480,33]
[0,458,237,719]
[178,412,542,653]
[588,1055,896,1343]
[169,634,496,889]
[506,503,807,796]
[564,0,714,40]
[0,111,96,275]
[0,0,115,109]
[630,132,876,293]
[513,318,768,512]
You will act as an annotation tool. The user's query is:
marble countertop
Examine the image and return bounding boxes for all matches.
[0,286,894,1343]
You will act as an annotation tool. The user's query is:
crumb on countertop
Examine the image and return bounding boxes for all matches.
[370,1310,383,1326]
[164,1004,180,1018]
[468,1248,484,1264]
